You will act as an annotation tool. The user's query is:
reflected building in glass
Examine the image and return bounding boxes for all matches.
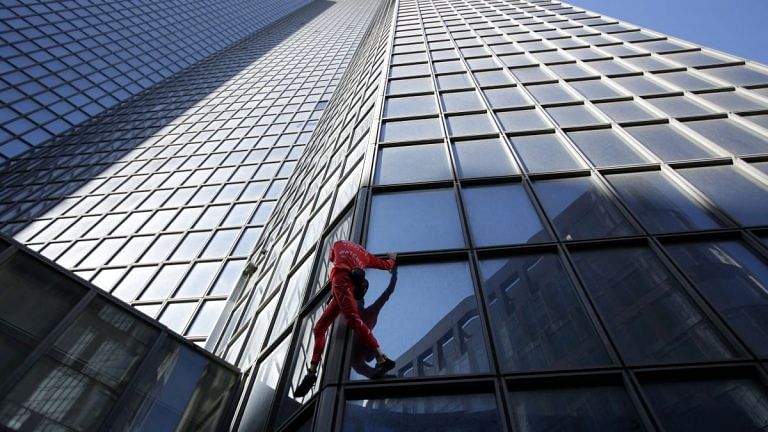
[3,0,768,430]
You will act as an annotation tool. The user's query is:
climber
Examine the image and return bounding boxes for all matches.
[293,240,397,397]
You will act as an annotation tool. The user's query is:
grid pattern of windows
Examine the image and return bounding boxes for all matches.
[0,0,313,162]
[0,0,381,346]
[210,0,768,430]
[207,0,396,429]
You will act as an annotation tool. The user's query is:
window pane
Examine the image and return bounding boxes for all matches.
[567,128,648,166]
[463,184,550,247]
[483,86,531,109]
[436,73,472,90]
[452,138,518,178]
[546,104,605,128]
[159,302,197,333]
[384,95,438,117]
[569,79,623,100]
[186,300,226,337]
[644,379,768,432]
[350,261,489,380]
[446,113,497,137]
[376,143,452,185]
[479,254,610,371]
[666,240,768,356]
[388,77,433,95]
[595,100,661,123]
[0,254,86,339]
[684,118,768,156]
[440,90,484,112]
[201,229,239,258]
[679,165,768,226]
[508,386,644,432]
[511,133,584,172]
[496,109,552,133]
[624,123,717,161]
[175,262,220,298]
[171,232,209,260]
[526,83,578,104]
[613,75,671,96]
[645,95,714,117]
[608,171,726,233]
[474,69,514,87]
[141,264,187,300]
[367,189,465,253]
[381,118,443,142]
[54,297,156,388]
[236,337,290,431]
[697,91,766,112]
[534,176,638,240]
[571,247,738,364]
[343,394,500,431]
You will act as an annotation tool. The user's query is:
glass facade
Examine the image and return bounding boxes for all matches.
[2,0,768,430]
[208,0,768,430]
[0,0,383,346]
[0,233,239,431]
[0,0,313,162]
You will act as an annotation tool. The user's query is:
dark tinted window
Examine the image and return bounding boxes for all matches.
[343,393,500,431]
[479,254,610,371]
[572,247,738,364]
[644,378,768,432]
[534,176,638,240]
[666,240,768,356]
[508,386,645,432]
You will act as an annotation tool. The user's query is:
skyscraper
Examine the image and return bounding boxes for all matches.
[0,0,383,346]
[206,0,768,430]
[3,0,768,431]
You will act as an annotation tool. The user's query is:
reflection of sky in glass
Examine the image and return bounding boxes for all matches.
[361,262,476,362]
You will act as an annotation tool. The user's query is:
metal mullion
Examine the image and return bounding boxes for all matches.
[467,248,507,377]
[556,241,627,367]
[0,289,97,397]
[441,0,562,247]
[622,370,664,432]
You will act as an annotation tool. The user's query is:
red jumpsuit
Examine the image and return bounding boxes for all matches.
[310,241,395,364]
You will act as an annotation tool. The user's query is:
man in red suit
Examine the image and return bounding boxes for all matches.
[294,240,397,397]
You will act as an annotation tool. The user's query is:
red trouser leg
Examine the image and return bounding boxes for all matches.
[311,299,340,364]
[332,272,380,351]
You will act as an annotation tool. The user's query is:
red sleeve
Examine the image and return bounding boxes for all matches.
[364,252,395,271]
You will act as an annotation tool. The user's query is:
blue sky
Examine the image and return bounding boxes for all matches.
[568,0,768,65]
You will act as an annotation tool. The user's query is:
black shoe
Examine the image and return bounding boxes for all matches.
[293,371,317,398]
[372,358,395,379]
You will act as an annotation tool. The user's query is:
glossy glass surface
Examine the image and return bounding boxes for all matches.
[608,171,726,233]
[666,240,768,356]
[511,134,585,172]
[508,386,645,431]
[479,254,610,371]
[376,143,452,185]
[567,128,648,166]
[679,165,768,227]
[367,189,465,253]
[463,184,550,247]
[343,393,500,431]
[534,176,638,240]
[350,262,490,380]
[644,379,768,431]
[572,247,738,364]
[452,138,518,178]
